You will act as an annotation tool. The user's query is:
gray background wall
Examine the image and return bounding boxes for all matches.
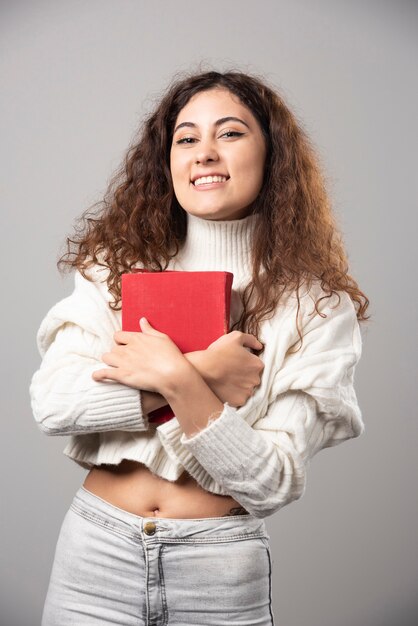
[1,1,417,624]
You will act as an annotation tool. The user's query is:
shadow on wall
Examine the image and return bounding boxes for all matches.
[359,600,418,626]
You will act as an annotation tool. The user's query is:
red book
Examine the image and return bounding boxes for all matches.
[121,270,234,424]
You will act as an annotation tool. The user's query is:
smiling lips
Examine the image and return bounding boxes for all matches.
[192,175,229,189]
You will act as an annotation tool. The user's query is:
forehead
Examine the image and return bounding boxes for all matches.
[174,88,254,123]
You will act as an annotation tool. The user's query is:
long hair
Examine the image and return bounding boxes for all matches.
[57,69,370,352]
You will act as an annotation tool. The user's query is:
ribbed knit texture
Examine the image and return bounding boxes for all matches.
[174,212,257,287]
[30,210,365,518]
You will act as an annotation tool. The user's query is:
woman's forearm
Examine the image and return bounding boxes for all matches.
[140,390,168,414]
[161,360,225,438]
[141,350,213,416]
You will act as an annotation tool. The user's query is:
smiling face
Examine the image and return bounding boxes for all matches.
[169,88,267,221]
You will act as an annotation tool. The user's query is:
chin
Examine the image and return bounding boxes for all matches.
[185,209,223,220]
[187,206,246,221]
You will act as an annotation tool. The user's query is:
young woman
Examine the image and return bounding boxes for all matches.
[30,69,369,625]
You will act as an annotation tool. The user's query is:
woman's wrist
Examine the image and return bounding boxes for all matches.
[140,390,169,415]
[140,351,217,417]
[161,361,225,438]
[184,350,217,386]
[159,359,197,400]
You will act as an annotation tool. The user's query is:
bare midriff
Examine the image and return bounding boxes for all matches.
[83,458,250,519]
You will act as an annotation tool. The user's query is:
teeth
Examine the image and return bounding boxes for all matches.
[194,175,228,186]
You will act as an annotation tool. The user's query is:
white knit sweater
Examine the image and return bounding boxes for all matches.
[29,212,365,518]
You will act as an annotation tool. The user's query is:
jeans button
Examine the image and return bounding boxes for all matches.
[144,521,157,535]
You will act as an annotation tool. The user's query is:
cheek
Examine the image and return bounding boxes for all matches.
[237,155,265,194]
[170,155,189,188]
[235,140,266,181]
[251,152,266,192]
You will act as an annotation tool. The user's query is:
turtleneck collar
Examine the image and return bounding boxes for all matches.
[172,211,259,288]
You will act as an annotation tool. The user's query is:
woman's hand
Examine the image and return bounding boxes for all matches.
[203,331,265,407]
[92,318,188,395]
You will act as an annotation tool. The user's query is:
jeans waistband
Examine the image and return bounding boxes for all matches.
[71,486,269,543]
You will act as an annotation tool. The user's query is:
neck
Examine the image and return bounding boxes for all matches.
[173,211,259,288]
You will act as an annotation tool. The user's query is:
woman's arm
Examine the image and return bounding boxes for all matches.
[30,321,150,436]
[141,332,265,415]
[30,268,264,435]
[92,318,264,435]
[91,318,309,518]
[92,292,364,519]
[30,269,151,436]
[157,290,365,518]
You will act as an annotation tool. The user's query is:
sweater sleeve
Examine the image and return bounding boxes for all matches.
[29,267,149,435]
[175,289,365,518]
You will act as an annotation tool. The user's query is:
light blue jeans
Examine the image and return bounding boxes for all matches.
[42,486,275,625]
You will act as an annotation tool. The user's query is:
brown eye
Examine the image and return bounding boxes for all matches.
[220,131,244,138]
[175,137,197,144]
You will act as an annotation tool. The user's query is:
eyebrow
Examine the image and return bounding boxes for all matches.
[173,116,250,135]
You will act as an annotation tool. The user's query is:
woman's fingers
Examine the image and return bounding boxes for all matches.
[113,331,133,344]
[242,333,264,350]
[237,332,264,352]
[101,352,121,367]
[93,317,186,392]
[139,317,164,334]
[113,319,163,345]
[92,367,120,382]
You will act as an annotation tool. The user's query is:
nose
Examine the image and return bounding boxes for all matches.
[194,137,219,164]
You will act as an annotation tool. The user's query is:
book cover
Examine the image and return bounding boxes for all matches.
[121,270,233,424]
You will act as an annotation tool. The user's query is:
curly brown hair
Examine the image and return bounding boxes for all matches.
[58,68,370,353]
